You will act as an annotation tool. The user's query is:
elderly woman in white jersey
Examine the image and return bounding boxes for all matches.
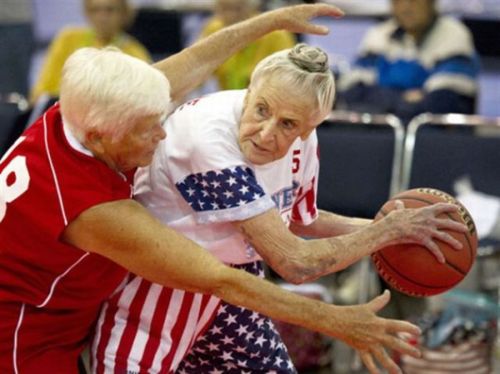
[93,44,467,374]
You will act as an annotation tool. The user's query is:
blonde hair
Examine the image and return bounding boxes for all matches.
[249,43,335,119]
[59,47,170,142]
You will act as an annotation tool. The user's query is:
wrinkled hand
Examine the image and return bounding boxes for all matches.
[268,4,344,35]
[382,200,469,263]
[336,290,421,374]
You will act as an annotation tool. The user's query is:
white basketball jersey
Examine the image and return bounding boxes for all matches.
[135,89,319,264]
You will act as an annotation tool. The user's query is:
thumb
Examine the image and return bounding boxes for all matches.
[300,24,329,35]
[367,289,391,312]
[394,199,405,210]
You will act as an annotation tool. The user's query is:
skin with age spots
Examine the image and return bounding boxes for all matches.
[238,76,322,165]
[86,113,166,172]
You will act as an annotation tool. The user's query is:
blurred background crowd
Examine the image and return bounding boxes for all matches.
[1,0,499,119]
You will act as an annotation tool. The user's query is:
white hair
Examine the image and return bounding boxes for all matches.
[249,44,335,119]
[60,47,170,143]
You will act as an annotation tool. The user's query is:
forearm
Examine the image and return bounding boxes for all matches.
[153,4,343,100]
[237,210,393,284]
[216,266,348,337]
[61,200,348,336]
[298,220,399,279]
[290,209,371,238]
[153,14,276,101]
[284,220,399,283]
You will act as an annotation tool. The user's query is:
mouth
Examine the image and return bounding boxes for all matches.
[250,140,270,153]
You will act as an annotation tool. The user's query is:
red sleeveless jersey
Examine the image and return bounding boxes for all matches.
[0,104,133,373]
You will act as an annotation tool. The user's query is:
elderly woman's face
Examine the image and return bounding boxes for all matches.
[98,114,166,172]
[238,78,322,165]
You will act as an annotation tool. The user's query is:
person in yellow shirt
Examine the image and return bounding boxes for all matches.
[200,0,296,90]
[30,0,150,104]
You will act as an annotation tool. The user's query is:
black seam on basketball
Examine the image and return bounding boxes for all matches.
[392,196,473,271]
[374,249,463,288]
[372,253,430,297]
[385,196,474,272]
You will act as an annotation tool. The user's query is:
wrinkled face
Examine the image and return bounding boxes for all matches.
[238,77,324,165]
[215,0,254,25]
[392,0,436,36]
[96,114,166,172]
[85,0,128,40]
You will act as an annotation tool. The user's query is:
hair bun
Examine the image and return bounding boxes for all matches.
[288,43,329,73]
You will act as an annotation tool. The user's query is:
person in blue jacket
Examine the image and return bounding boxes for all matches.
[337,0,480,122]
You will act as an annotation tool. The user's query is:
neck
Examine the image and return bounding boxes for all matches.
[94,32,118,46]
[409,14,437,43]
[82,139,121,172]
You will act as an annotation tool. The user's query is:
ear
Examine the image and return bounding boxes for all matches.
[300,129,315,140]
[84,130,105,155]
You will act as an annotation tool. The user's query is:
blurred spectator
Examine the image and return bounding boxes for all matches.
[0,0,34,97]
[337,0,480,122]
[30,0,151,104]
[199,0,296,90]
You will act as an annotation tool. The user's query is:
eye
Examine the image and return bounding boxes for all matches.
[256,104,268,117]
[281,120,296,130]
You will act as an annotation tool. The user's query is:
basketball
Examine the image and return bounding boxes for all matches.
[371,188,478,297]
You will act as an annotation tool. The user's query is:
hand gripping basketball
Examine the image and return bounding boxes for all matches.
[371,188,477,297]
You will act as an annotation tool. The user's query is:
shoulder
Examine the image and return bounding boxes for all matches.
[165,90,245,153]
[157,91,248,178]
[121,33,151,61]
[14,106,130,211]
[432,16,473,40]
[424,16,475,58]
[54,26,89,41]
[360,19,398,54]
[302,129,319,157]
[172,90,244,126]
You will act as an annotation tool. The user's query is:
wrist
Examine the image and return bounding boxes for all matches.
[249,11,278,34]
[369,218,401,251]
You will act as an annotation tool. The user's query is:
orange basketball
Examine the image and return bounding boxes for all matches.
[371,188,478,297]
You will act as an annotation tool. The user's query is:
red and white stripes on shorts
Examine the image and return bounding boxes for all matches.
[91,276,220,373]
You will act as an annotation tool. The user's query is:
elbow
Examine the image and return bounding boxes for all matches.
[282,273,307,285]
[274,261,317,285]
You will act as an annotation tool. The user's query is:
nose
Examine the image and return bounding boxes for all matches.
[259,119,277,143]
[154,124,167,142]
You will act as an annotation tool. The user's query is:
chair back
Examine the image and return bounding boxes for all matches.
[317,111,404,218]
[401,113,500,197]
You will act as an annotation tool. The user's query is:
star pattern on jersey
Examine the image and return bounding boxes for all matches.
[176,262,297,374]
[176,165,266,212]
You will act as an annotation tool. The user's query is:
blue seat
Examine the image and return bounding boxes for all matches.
[316,111,404,218]
[0,95,29,156]
[401,113,500,197]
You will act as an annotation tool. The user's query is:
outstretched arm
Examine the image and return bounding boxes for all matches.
[153,4,344,101]
[62,198,420,374]
[233,202,468,283]
[290,209,372,238]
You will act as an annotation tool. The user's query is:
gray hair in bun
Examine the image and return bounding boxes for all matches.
[249,43,335,118]
[288,43,329,73]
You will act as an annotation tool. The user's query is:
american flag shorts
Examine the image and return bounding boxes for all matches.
[176,262,297,374]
